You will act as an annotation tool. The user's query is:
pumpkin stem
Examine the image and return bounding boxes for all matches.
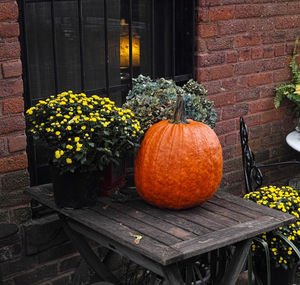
[171,94,189,124]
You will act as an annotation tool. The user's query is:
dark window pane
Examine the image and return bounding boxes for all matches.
[54,1,82,92]
[153,0,172,78]
[25,2,56,99]
[175,0,193,76]
[82,0,106,90]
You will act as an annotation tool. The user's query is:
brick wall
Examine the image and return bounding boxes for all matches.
[196,0,300,195]
[0,2,84,284]
[0,0,30,224]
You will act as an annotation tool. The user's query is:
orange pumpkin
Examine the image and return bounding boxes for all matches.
[134,95,223,210]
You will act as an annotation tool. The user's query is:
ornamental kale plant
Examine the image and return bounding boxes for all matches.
[26,91,143,174]
[274,37,300,115]
[244,186,300,270]
[123,75,217,133]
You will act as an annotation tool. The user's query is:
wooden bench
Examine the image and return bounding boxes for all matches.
[25,184,295,285]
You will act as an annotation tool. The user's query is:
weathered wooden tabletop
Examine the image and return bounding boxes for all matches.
[25,184,295,267]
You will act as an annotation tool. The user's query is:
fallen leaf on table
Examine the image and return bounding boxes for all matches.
[47,193,54,197]
[103,205,109,210]
[129,232,143,244]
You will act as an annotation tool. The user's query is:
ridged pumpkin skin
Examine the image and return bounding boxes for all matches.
[134,119,223,210]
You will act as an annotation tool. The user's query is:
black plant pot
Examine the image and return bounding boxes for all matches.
[52,169,99,209]
[253,260,293,285]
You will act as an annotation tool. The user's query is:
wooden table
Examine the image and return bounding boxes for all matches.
[25,184,295,285]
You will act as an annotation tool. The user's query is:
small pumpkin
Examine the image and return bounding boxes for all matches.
[134,95,223,210]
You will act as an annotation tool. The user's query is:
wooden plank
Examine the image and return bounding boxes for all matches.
[188,206,239,227]
[171,215,295,260]
[126,200,211,236]
[66,219,169,273]
[218,239,251,285]
[25,185,182,265]
[171,210,228,231]
[215,191,295,221]
[208,197,262,219]
[97,198,196,240]
[91,202,182,245]
[200,201,253,223]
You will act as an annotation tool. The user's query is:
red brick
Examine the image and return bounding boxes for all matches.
[247,72,273,87]
[287,2,300,15]
[262,3,288,17]
[0,22,19,39]
[262,30,286,44]
[261,57,286,72]
[0,78,23,97]
[196,68,209,82]
[197,8,209,22]
[0,138,8,156]
[249,98,275,113]
[226,51,238,63]
[274,45,285,57]
[8,135,27,153]
[197,52,225,67]
[221,103,249,120]
[0,2,18,21]
[273,68,291,83]
[203,81,222,95]
[236,88,260,102]
[219,20,248,36]
[209,64,234,80]
[275,16,300,29]
[196,39,207,53]
[0,41,20,61]
[234,34,261,48]
[2,60,22,78]
[263,47,274,58]
[0,115,26,135]
[197,23,218,38]
[225,133,238,146]
[238,49,251,62]
[3,96,24,114]
[206,37,234,51]
[241,114,260,127]
[251,47,263,59]
[208,7,235,21]
[260,109,285,124]
[215,119,237,136]
[248,18,275,32]
[235,4,262,18]
[209,93,235,107]
[0,153,28,174]
[235,61,263,75]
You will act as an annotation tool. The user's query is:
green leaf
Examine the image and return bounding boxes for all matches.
[253,237,271,285]
[274,231,300,259]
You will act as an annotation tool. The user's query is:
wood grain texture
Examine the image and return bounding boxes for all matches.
[25,185,296,266]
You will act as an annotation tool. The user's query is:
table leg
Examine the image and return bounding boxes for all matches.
[161,263,184,285]
[60,216,121,285]
[218,239,251,285]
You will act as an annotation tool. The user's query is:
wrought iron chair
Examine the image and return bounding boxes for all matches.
[240,117,300,284]
[240,116,300,194]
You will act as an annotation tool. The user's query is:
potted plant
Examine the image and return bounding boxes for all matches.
[244,186,300,285]
[26,91,143,208]
[274,37,300,130]
[123,75,217,134]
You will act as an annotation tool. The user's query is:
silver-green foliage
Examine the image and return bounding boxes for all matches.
[123,75,217,133]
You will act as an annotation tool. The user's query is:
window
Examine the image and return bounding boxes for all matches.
[18,0,195,185]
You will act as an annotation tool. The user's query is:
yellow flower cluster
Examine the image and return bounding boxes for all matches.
[244,186,300,269]
[26,91,143,173]
[295,84,300,96]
